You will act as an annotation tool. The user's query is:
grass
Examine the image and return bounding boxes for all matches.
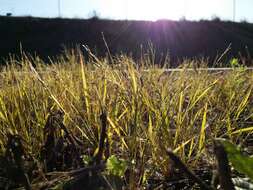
[0,50,253,189]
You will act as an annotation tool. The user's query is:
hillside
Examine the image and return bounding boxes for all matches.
[1,16,253,66]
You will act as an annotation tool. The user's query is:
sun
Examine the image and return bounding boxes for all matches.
[126,0,185,21]
[99,0,186,21]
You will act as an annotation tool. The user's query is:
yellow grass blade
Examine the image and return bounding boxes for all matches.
[173,138,193,154]
[148,114,155,145]
[199,103,208,151]
[231,126,253,135]
[107,116,128,149]
[80,56,90,117]
[236,87,252,120]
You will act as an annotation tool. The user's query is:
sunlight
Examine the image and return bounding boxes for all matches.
[127,0,185,20]
[100,0,186,21]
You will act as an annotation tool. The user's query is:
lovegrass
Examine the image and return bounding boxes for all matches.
[0,51,253,188]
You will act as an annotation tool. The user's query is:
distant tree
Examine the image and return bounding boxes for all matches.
[199,18,207,22]
[211,15,221,22]
[6,13,12,17]
[240,19,248,24]
[88,10,100,20]
[179,16,187,22]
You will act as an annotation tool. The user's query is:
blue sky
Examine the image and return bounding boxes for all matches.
[1,0,253,22]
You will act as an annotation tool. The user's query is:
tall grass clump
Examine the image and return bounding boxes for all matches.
[0,50,253,188]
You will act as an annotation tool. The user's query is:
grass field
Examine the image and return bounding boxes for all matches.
[0,51,253,189]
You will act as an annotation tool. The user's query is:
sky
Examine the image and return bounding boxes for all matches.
[1,0,253,22]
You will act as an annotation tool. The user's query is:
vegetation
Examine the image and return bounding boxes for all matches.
[0,50,252,189]
[1,16,253,65]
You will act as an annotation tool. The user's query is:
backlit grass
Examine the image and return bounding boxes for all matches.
[0,51,253,188]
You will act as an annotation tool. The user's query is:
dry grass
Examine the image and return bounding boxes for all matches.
[0,51,253,188]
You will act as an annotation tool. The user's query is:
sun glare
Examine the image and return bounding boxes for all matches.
[127,0,185,20]
[100,0,186,21]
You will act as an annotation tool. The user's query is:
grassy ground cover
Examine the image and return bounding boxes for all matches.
[0,51,253,189]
